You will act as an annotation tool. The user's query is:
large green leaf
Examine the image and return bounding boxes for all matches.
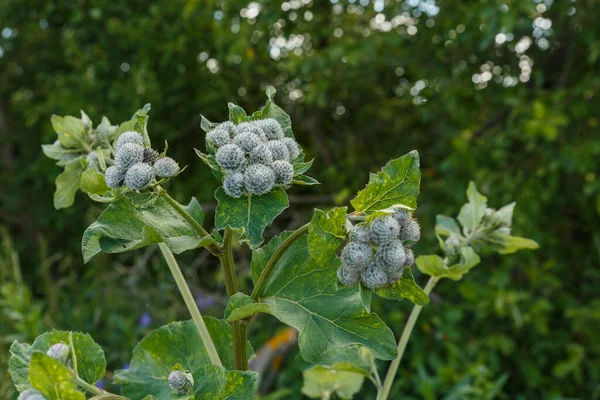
[29,353,85,400]
[214,187,289,249]
[313,345,376,377]
[457,181,488,234]
[82,195,209,263]
[192,366,257,400]
[115,318,252,400]
[416,246,481,281]
[51,115,87,149]
[79,168,109,196]
[302,366,364,400]
[308,207,347,263]
[8,341,32,391]
[373,268,429,305]
[54,159,85,209]
[251,234,397,362]
[350,151,421,213]
[32,331,106,384]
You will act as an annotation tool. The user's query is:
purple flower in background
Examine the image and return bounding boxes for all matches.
[139,313,152,329]
[196,291,216,311]
[95,378,105,389]
[122,363,130,370]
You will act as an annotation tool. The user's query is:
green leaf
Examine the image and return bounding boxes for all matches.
[251,234,397,362]
[293,159,314,175]
[228,103,247,124]
[351,151,421,213]
[29,353,85,400]
[315,345,376,377]
[292,175,320,185]
[96,116,116,140]
[54,159,85,209]
[457,181,488,233]
[8,341,32,391]
[42,144,69,160]
[416,247,481,281]
[302,366,364,400]
[373,268,429,306]
[194,149,224,179]
[359,283,372,312]
[214,187,289,249]
[115,119,137,140]
[51,115,87,149]
[82,195,207,263]
[134,113,152,148]
[496,202,516,227]
[115,318,251,400]
[224,292,271,322]
[32,331,106,384]
[200,115,218,133]
[308,207,347,263]
[257,92,294,139]
[80,168,109,196]
[435,215,462,238]
[192,366,257,400]
[484,231,539,254]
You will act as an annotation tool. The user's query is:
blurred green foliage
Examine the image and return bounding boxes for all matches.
[1,0,599,398]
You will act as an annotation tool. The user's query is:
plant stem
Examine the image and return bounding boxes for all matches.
[377,276,439,400]
[218,227,248,370]
[251,223,310,301]
[159,191,222,256]
[158,243,223,368]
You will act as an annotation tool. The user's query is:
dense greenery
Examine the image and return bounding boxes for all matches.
[1,0,599,398]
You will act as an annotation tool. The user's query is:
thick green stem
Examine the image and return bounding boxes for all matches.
[377,276,439,400]
[218,227,248,370]
[160,191,222,256]
[251,223,309,301]
[159,243,223,368]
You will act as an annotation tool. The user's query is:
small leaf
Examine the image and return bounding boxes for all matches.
[185,197,204,226]
[496,202,516,227]
[8,341,32,391]
[42,144,69,160]
[302,366,364,400]
[265,86,277,99]
[51,115,87,149]
[359,283,372,312]
[194,149,224,179]
[292,175,320,185]
[32,331,106,384]
[228,103,248,124]
[374,268,429,306]
[192,366,257,400]
[80,168,109,196]
[29,353,85,400]
[293,159,314,175]
[308,207,347,263]
[484,231,539,254]
[200,115,218,133]
[351,151,421,213]
[54,159,85,209]
[96,116,116,140]
[416,247,481,281]
[457,181,488,233]
[224,292,271,322]
[214,187,289,249]
[134,113,152,148]
[315,345,376,377]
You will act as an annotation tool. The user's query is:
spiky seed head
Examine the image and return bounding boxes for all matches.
[115,142,144,169]
[233,131,262,152]
[403,246,414,266]
[86,151,99,168]
[370,216,401,245]
[361,262,388,289]
[206,128,232,149]
[391,209,412,226]
[153,157,180,177]
[17,389,46,400]
[236,122,268,141]
[116,131,144,148]
[266,140,290,161]
[53,139,63,147]
[223,172,245,198]
[281,137,301,159]
[143,148,160,164]
[254,118,284,140]
[271,160,294,185]
[125,163,154,190]
[104,165,125,188]
[341,242,372,270]
[386,263,405,283]
[337,265,360,286]
[349,223,370,243]
[47,343,70,364]
[399,220,421,242]
[215,144,246,172]
[215,121,237,138]
[168,370,193,395]
[249,143,273,165]
[244,164,275,195]
[376,239,406,271]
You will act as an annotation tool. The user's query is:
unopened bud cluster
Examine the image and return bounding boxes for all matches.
[104,131,180,190]
[168,369,194,395]
[206,119,301,197]
[337,209,421,290]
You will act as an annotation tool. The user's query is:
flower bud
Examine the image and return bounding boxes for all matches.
[153,157,180,177]
[341,242,372,270]
[254,118,284,140]
[403,246,414,266]
[249,143,273,165]
[206,128,232,148]
[233,131,262,152]
[215,144,246,172]
[361,262,388,289]
[244,164,275,195]
[376,239,406,271]
[270,160,294,185]
[168,370,193,395]
[143,148,160,165]
[125,163,154,190]
[47,343,70,364]
[266,140,290,161]
[386,264,405,283]
[223,172,245,198]
[349,223,370,243]
[116,131,144,149]
[391,209,412,226]
[18,389,46,400]
[104,165,125,188]
[370,216,400,245]
[337,265,360,286]
[281,137,301,159]
[399,220,420,242]
[86,151,99,169]
[236,122,267,141]
[115,143,144,169]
